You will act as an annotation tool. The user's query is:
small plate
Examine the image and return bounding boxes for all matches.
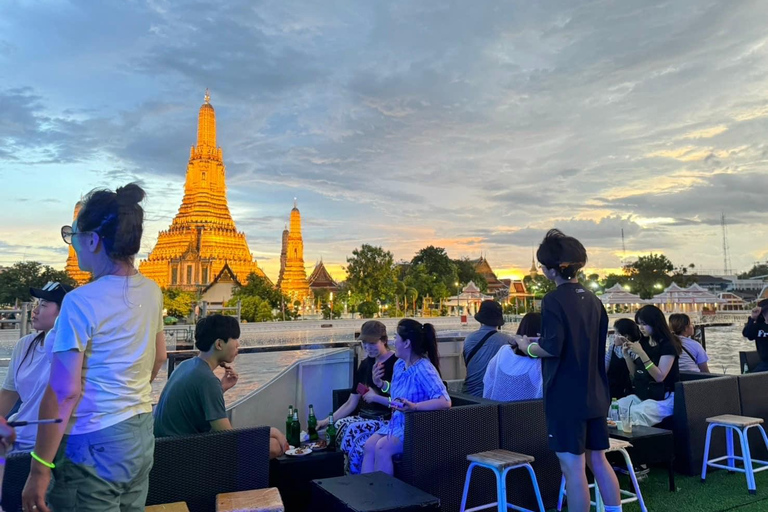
[607,420,617,428]
[305,441,328,451]
[286,447,313,457]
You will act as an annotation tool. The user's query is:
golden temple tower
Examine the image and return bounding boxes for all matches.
[139,90,266,291]
[276,224,289,288]
[277,200,310,301]
[64,201,91,285]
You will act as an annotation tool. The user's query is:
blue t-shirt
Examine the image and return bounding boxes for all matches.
[153,357,227,437]
[538,283,610,420]
[462,326,510,397]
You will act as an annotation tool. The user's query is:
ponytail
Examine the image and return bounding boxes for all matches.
[397,319,441,376]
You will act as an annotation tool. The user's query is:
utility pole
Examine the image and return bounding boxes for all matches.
[721,212,732,275]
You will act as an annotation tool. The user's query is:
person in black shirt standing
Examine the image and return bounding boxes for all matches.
[743,299,768,372]
[317,320,397,474]
[517,229,621,512]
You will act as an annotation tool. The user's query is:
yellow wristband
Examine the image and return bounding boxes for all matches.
[31,451,55,469]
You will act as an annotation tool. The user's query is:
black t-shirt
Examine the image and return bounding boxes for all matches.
[607,349,633,399]
[355,353,397,419]
[743,318,768,363]
[637,337,680,394]
[538,283,610,421]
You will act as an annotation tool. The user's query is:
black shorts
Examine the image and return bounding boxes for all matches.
[547,416,610,455]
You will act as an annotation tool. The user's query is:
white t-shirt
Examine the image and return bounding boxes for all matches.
[482,345,543,402]
[2,333,51,450]
[678,337,709,373]
[47,273,163,435]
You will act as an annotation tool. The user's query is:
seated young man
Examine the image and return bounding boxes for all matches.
[153,314,288,457]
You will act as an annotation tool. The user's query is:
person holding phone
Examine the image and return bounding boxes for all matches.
[743,299,768,373]
[0,282,72,453]
[361,319,451,476]
[317,320,397,474]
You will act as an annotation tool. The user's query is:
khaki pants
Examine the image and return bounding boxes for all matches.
[48,413,154,512]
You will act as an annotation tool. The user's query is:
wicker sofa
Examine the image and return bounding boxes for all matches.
[1,426,271,512]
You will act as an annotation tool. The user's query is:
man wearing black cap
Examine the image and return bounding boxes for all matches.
[462,300,512,397]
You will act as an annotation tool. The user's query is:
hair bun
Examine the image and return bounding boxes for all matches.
[115,183,145,207]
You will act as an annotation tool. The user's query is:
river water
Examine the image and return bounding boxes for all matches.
[0,321,754,405]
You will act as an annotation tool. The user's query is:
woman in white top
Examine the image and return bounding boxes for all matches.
[22,184,167,512]
[0,282,72,452]
[483,312,543,401]
[668,313,710,373]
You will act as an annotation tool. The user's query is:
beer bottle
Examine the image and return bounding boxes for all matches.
[308,404,319,441]
[286,405,294,444]
[290,410,301,448]
[326,413,337,451]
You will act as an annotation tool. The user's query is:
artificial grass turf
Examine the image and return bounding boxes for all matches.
[552,465,768,512]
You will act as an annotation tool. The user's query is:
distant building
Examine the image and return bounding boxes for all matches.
[64,201,91,285]
[308,260,339,295]
[728,277,768,292]
[473,256,509,298]
[276,201,310,302]
[692,274,733,293]
[200,263,242,306]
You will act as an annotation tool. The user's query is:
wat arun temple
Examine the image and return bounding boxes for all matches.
[64,90,338,305]
[137,90,268,291]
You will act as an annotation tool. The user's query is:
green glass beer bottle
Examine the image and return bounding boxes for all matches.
[308,404,319,441]
[290,410,301,448]
[286,405,294,444]
[326,413,337,451]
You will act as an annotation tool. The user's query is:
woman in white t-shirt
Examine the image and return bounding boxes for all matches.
[22,184,167,512]
[0,282,72,452]
[669,313,710,373]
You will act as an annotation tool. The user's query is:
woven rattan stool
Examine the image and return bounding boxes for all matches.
[556,438,647,512]
[459,449,545,512]
[701,414,768,494]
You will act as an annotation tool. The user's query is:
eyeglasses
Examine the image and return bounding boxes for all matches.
[61,225,93,245]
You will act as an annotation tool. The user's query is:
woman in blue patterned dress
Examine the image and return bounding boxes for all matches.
[361,319,451,475]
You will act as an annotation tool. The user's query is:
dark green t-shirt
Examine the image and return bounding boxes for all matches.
[153,357,226,437]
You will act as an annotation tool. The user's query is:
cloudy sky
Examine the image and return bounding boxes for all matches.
[2,0,767,282]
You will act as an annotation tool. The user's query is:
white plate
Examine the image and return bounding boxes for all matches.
[285,447,313,457]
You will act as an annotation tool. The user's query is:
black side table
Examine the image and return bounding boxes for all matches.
[311,471,441,512]
[270,449,345,512]
[609,425,675,491]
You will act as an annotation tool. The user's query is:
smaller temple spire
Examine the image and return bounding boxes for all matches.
[293,197,298,209]
[204,88,210,104]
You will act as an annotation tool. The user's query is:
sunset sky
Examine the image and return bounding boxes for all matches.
[2,0,767,282]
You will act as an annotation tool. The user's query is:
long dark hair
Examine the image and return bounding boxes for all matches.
[635,305,682,355]
[397,319,440,374]
[613,318,642,342]
[516,312,542,338]
[77,183,145,263]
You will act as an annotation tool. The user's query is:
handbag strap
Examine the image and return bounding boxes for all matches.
[464,330,497,367]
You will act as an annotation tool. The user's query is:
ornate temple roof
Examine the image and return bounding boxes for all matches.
[308,260,339,292]
[64,200,91,285]
[473,256,509,293]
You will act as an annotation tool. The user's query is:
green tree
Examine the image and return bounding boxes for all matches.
[357,300,378,319]
[0,261,77,305]
[345,245,397,303]
[162,288,197,318]
[233,272,297,319]
[235,296,267,322]
[523,274,556,299]
[739,262,768,279]
[409,246,459,299]
[453,257,487,292]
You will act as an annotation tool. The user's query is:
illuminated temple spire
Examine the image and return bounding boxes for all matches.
[278,201,310,301]
[139,90,266,290]
[64,200,91,285]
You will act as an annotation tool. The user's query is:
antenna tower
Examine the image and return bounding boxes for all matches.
[721,212,732,275]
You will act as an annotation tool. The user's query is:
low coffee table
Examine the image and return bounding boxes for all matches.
[269,448,344,512]
[311,472,440,512]
[609,425,675,491]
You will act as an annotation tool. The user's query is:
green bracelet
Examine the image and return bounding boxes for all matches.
[381,380,391,393]
[644,361,655,370]
[31,451,55,469]
[527,342,540,358]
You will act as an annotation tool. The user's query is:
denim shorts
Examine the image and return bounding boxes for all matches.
[47,413,155,512]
